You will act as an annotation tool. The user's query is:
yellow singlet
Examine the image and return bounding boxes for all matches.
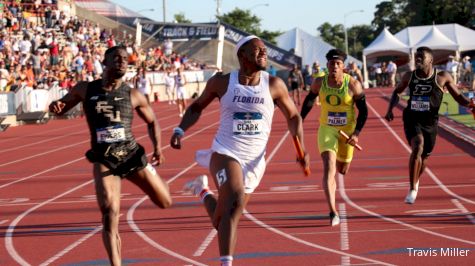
[318,73,356,162]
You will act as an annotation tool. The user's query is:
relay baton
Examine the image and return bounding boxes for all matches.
[292,135,311,176]
[338,130,363,151]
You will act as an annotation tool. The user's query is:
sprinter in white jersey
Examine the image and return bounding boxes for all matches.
[170,36,310,266]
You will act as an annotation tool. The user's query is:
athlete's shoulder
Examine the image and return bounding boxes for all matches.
[269,74,286,88]
[209,71,229,83]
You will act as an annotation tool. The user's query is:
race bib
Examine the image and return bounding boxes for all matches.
[327,112,347,126]
[233,112,263,135]
[410,96,430,111]
[96,125,126,143]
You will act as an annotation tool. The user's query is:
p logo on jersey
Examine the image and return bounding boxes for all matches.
[413,84,432,95]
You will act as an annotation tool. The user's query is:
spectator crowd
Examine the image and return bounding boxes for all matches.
[0,1,209,94]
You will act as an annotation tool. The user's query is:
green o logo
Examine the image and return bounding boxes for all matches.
[325,95,341,106]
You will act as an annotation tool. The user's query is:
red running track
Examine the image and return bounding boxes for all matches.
[0,87,474,265]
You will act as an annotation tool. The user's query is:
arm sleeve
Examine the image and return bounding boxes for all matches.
[355,94,368,132]
[300,91,318,121]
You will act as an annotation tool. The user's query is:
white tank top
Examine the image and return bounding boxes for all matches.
[213,70,274,161]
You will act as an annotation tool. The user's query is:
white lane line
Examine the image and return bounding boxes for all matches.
[127,163,207,266]
[193,229,217,257]
[244,131,394,266]
[339,203,350,266]
[40,225,103,266]
[5,180,94,266]
[339,203,349,250]
[0,123,84,145]
[367,100,475,205]
[451,199,475,225]
[0,106,180,149]
[0,219,8,225]
[245,210,394,266]
[0,110,191,166]
[338,173,475,245]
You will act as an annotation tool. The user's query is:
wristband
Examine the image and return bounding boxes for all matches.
[173,127,185,137]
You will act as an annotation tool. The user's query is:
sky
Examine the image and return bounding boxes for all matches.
[109,0,384,35]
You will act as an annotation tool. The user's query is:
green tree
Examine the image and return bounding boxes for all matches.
[317,22,345,51]
[403,0,475,27]
[371,0,475,32]
[174,12,191,23]
[217,8,281,44]
[372,0,408,33]
[348,25,375,58]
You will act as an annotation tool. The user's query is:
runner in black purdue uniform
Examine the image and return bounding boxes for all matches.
[49,46,172,266]
[385,46,474,204]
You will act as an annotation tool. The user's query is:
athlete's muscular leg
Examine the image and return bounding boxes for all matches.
[128,164,172,209]
[93,163,122,266]
[409,134,424,190]
[336,161,351,175]
[208,153,250,256]
[321,151,338,215]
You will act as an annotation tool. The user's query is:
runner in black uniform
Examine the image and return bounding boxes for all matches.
[385,46,474,204]
[49,46,172,266]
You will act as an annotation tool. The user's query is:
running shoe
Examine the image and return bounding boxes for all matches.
[330,212,340,226]
[183,175,209,196]
[405,189,418,204]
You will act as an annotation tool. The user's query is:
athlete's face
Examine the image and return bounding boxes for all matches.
[327,59,345,76]
[106,49,128,78]
[240,39,267,71]
[415,51,432,70]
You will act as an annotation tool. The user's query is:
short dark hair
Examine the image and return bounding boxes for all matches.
[326,49,347,62]
[416,46,433,56]
[103,45,127,65]
[104,45,127,58]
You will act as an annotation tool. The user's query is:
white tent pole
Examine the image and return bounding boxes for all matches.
[409,49,415,71]
[362,55,369,89]
[216,25,225,71]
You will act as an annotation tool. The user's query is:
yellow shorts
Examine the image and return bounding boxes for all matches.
[318,124,355,163]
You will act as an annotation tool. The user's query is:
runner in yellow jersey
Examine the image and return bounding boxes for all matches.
[301,49,368,226]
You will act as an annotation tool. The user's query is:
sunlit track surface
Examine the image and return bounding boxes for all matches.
[1,91,474,265]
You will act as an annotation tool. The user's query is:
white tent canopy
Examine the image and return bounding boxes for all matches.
[363,27,410,57]
[277,28,361,67]
[413,25,458,50]
[362,23,475,88]
[362,27,410,88]
[394,23,475,52]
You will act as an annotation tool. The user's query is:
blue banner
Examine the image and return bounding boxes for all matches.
[116,18,301,67]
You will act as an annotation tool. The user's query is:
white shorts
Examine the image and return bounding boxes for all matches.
[195,139,266,193]
[177,86,186,99]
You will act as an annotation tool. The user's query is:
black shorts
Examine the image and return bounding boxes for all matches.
[86,143,148,177]
[403,110,438,157]
[289,81,299,91]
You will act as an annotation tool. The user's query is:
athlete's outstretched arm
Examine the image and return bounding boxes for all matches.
[48,81,87,115]
[272,76,310,168]
[439,71,473,107]
[385,71,411,122]
[170,73,221,149]
[132,88,163,165]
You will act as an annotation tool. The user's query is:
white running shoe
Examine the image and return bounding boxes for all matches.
[330,212,340,226]
[405,189,418,204]
[183,175,209,196]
